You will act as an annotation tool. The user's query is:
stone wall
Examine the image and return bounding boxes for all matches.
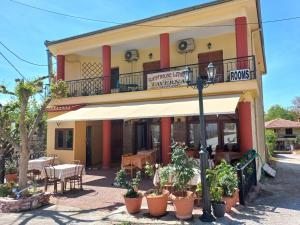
[0,192,50,213]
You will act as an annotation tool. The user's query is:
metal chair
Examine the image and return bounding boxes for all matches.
[65,164,84,190]
[44,165,61,193]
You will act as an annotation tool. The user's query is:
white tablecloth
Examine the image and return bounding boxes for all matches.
[28,157,54,172]
[44,164,85,180]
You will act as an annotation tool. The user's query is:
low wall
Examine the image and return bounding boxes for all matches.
[0,192,50,213]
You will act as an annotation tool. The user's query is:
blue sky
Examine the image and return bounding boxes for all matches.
[0,0,299,110]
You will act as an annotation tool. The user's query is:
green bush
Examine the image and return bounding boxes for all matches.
[0,183,13,197]
[265,129,276,156]
[114,169,141,198]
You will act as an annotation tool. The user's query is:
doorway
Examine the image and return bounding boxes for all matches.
[111,67,119,89]
[136,122,148,152]
[198,50,223,81]
[143,61,161,90]
[86,126,92,167]
[111,120,123,163]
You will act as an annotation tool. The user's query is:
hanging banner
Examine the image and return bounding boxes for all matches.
[229,69,250,81]
[147,70,187,90]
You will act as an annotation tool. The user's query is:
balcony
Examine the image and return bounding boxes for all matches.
[66,56,256,97]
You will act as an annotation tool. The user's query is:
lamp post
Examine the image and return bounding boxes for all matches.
[184,63,216,222]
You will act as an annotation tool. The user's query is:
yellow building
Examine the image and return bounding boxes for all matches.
[46,0,267,178]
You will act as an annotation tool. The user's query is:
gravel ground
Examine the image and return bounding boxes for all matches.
[1,154,300,224]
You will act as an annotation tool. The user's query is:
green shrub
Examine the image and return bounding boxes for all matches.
[265,129,276,156]
[115,169,141,198]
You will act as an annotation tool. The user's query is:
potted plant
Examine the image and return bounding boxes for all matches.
[5,161,17,183]
[115,169,142,214]
[169,143,197,220]
[210,186,226,218]
[212,160,239,212]
[144,162,170,217]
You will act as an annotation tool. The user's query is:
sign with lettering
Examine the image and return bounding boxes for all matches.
[229,69,250,82]
[147,70,187,90]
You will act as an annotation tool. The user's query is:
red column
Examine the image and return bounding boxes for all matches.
[102,120,111,169]
[235,16,248,69]
[102,45,111,94]
[160,33,171,164]
[161,117,171,164]
[57,55,65,81]
[238,102,253,155]
[160,33,170,69]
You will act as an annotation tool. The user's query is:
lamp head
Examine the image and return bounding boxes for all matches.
[183,66,192,84]
[206,62,216,80]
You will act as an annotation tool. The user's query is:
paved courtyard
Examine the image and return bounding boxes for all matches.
[1,154,300,224]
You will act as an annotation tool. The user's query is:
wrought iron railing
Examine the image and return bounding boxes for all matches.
[236,154,257,205]
[66,55,256,97]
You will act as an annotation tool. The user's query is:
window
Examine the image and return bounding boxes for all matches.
[206,123,218,153]
[285,128,293,135]
[188,123,200,149]
[223,122,238,151]
[55,129,73,150]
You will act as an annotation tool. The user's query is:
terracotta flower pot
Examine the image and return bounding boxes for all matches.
[145,190,169,217]
[234,189,239,204]
[124,195,143,214]
[223,195,235,213]
[170,191,195,220]
[5,173,17,183]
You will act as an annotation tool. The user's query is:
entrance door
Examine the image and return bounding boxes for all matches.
[111,67,119,89]
[143,61,160,90]
[136,122,148,151]
[198,50,223,82]
[86,126,92,167]
[111,120,123,163]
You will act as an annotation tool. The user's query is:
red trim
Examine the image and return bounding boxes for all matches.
[46,104,84,112]
[57,55,65,81]
[160,33,170,69]
[235,17,248,69]
[238,102,253,155]
[161,117,171,164]
[102,120,111,169]
[102,45,111,94]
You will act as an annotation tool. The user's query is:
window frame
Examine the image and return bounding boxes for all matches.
[55,128,74,150]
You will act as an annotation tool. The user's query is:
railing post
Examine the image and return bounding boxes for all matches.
[237,163,245,205]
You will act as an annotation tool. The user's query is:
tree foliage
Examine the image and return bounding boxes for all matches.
[265,105,298,121]
[265,129,277,156]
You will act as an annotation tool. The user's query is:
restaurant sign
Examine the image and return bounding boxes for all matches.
[229,69,250,82]
[147,70,187,90]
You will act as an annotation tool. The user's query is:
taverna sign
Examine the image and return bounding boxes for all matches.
[229,69,250,81]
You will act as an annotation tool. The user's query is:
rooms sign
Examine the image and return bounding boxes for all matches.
[229,69,251,82]
[147,70,186,90]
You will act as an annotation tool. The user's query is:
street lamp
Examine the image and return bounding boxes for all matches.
[184,63,216,222]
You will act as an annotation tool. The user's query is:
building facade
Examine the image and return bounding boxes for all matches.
[265,118,300,150]
[46,0,267,176]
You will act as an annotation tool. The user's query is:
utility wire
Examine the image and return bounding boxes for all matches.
[0,50,25,79]
[9,0,300,28]
[0,40,48,67]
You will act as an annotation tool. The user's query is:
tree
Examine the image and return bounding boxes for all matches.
[0,77,67,188]
[265,129,276,156]
[265,105,298,121]
[292,96,300,114]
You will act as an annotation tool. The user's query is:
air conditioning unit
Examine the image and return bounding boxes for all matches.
[177,38,195,54]
[124,49,139,62]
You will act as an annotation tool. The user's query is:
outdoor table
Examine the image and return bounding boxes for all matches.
[215,151,240,163]
[121,154,147,169]
[44,164,85,193]
[28,157,56,177]
[137,149,156,163]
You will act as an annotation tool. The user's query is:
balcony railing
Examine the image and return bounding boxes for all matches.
[66,55,256,97]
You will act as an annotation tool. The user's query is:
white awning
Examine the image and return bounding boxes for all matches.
[48,94,240,122]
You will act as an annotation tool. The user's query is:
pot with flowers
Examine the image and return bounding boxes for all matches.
[169,143,197,220]
[144,162,170,217]
[115,169,142,214]
[5,161,17,183]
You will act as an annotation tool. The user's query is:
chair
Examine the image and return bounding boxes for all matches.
[73,160,81,165]
[47,154,58,166]
[121,154,136,178]
[44,165,61,193]
[27,169,41,181]
[64,164,84,190]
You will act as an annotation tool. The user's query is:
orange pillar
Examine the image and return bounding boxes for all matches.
[160,33,171,164]
[235,16,248,69]
[102,120,111,169]
[102,45,111,168]
[238,102,253,155]
[102,45,111,94]
[161,117,171,164]
[56,55,65,81]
